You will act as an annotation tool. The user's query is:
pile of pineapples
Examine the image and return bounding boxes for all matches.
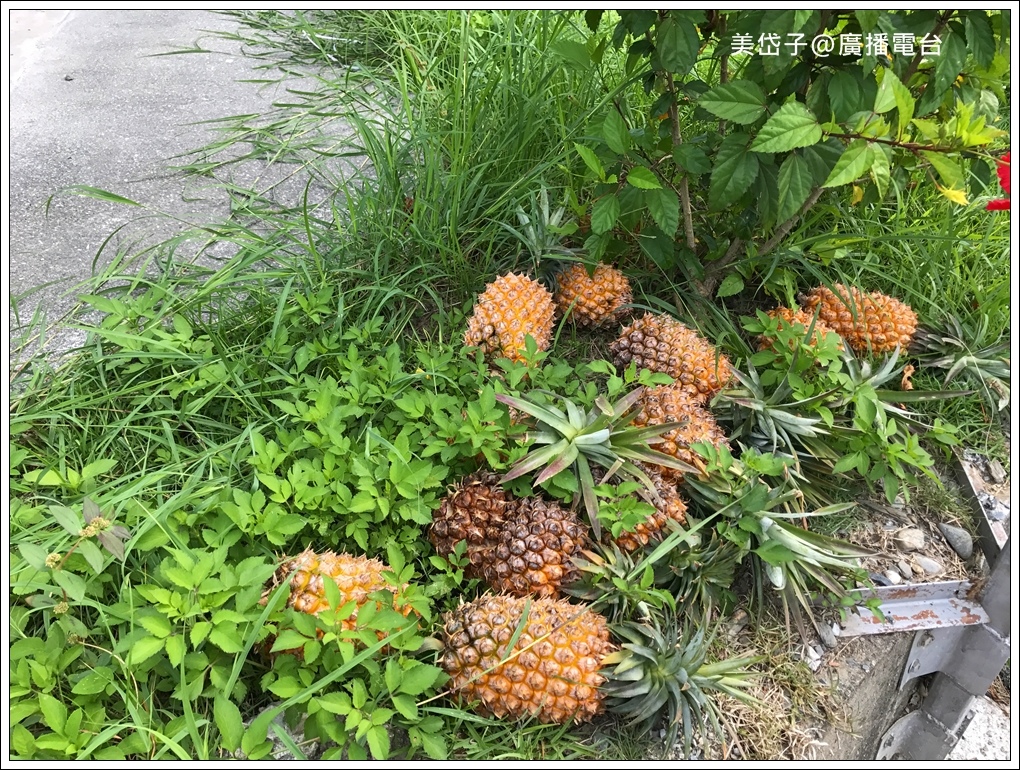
[258,198,925,752]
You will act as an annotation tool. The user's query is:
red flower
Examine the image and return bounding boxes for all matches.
[986,152,1010,211]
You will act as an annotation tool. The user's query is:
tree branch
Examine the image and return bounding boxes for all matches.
[665,73,697,252]
[902,11,953,83]
[695,186,826,297]
[824,132,964,155]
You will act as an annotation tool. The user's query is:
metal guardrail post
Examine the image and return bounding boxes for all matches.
[874,536,1011,760]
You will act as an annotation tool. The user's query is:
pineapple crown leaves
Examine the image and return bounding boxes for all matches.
[911,313,1010,411]
[495,386,701,540]
[500,185,579,271]
[601,609,763,758]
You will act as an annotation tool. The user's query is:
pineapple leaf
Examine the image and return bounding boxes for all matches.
[502,440,570,482]
[494,393,574,436]
[533,441,580,485]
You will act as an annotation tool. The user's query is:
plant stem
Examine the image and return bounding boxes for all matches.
[666,73,697,252]
[696,187,825,297]
[825,132,963,155]
[902,11,953,82]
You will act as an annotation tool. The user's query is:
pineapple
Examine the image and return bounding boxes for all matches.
[756,306,843,352]
[610,313,732,402]
[610,468,688,553]
[483,496,589,598]
[429,472,511,576]
[553,262,632,327]
[464,272,556,364]
[439,593,615,725]
[800,284,917,355]
[260,550,415,652]
[629,384,729,483]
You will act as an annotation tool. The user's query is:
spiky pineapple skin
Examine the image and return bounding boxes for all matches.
[554,262,632,327]
[630,384,729,483]
[610,313,731,402]
[484,497,589,598]
[440,594,615,725]
[430,472,511,576]
[464,273,556,363]
[757,306,843,352]
[265,550,408,626]
[610,468,688,553]
[800,284,917,354]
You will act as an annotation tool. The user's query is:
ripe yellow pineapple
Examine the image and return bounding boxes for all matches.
[553,262,632,327]
[610,468,689,553]
[483,497,589,598]
[261,549,413,632]
[800,284,917,354]
[440,593,615,725]
[757,306,843,352]
[429,472,511,576]
[629,384,729,483]
[610,313,732,402]
[464,273,556,364]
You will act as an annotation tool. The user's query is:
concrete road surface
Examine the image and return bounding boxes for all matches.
[7,9,284,357]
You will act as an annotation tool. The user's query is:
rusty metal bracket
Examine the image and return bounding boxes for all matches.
[835,580,988,636]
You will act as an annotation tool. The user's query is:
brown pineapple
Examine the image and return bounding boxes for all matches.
[629,384,729,483]
[440,594,615,725]
[610,468,689,553]
[484,497,589,598]
[610,313,731,402]
[430,472,511,576]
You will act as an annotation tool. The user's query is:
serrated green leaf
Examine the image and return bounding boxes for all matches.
[574,142,606,180]
[127,635,165,666]
[921,151,965,190]
[366,724,390,760]
[965,11,995,68]
[419,732,448,760]
[657,14,700,74]
[751,102,822,154]
[71,667,113,695]
[698,80,766,124]
[709,133,759,209]
[828,70,864,123]
[215,694,244,753]
[190,621,212,646]
[591,194,621,235]
[38,693,67,734]
[603,110,630,154]
[626,166,661,189]
[777,153,813,223]
[716,273,744,299]
[209,624,245,654]
[870,146,891,200]
[674,144,712,174]
[645,187,679,235]
[138,614,172,639]
[165,634,186,667]
[391,693,418,721]
[822,140,874,188]
[397,663,442,696]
